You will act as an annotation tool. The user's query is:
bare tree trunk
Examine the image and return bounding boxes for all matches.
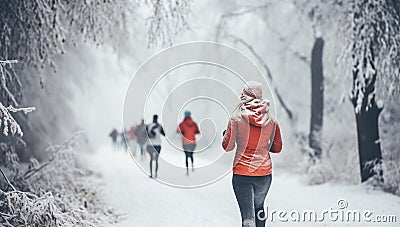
[351,52,383,182]
[309,37,324,160]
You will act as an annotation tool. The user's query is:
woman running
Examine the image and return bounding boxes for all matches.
[177,110,200,175]
[222,81,282,227]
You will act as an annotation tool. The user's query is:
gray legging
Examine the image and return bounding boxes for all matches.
[183,144,196,169]
[232,174,272,227]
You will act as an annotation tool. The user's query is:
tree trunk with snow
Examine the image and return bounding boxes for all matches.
[354,100,383,182]
[348,0,400,183]
[351,46,383,183]
[309,37,324,160]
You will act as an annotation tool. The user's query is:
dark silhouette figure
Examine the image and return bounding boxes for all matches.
[109,129,118,147]
[146,115,165,178]
[134,119,147,160]
[177,111,200,175]
[120,129,128,151]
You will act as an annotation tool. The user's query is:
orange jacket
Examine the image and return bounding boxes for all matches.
[222,117,282,176]
[177,117,200,145]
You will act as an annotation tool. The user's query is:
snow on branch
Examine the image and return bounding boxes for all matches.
[6,105,36,115]
[19,131,83,181]
[146,0,192,47]
[1,131,120,226]
[350,0,400,101]
[0,60,35,137]
[0,60,19,106]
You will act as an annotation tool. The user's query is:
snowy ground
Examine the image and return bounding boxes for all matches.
[84,145,400,227]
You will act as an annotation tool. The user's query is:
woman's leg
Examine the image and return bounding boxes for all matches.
[232,174,256,227]
[189,144,195,169]
[253,175,272,227]
[154,146,161,177]
[140,143,145,160]
[147,145,154,177]
[184,151,189,170]
[190,152,194,169]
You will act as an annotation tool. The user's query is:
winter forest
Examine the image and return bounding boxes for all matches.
[0,0,400,226]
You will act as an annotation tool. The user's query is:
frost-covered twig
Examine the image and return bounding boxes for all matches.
[0,60,19,106]
[19,131,83,181]
[0,59,35,137]
[146,0,192,47]
[6,105,36,115]
[0,102,23,137]
[0,167,16,192]
[1,131,119,226]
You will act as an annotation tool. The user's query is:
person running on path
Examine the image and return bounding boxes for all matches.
[109,129,119,147]
[146,115,165,178]
[120,128,128,151]
[177,111,200,175]
[134,119,147,160]
[222,81,282,227]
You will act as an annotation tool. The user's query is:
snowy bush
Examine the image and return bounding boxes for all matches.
[300,116,361,185]
[1,132,123,226]
[305,162,333,185]
[380,160,400,196]
[368,160,400,196]
[301,147,360,186]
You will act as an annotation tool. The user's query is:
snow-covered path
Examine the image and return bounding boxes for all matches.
[84,146,400,227]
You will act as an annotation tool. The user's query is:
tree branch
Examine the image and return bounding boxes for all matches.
[226,34,274,81]
[0,167,16,192]
[215,4,270,41]
[226,34,294,120]
[18,131,83,181]
[0,60,19,106]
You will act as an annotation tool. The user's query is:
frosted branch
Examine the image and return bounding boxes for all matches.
[6,106,36,115]
[0,59,36,137]
[0,60,19,106]
[20,131,83,181]
[0,167,16,192]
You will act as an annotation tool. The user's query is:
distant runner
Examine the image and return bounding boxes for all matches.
[134,119,147,160]
[177,111,200,175]
[146,115,165,178]
[109,128,119,147]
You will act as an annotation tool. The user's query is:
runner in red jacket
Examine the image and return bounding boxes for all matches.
[222,81,282,227]
[177,111,200,175]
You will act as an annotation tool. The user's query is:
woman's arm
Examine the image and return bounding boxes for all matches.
[222,119,237,152]
[194,123,200,134]
[270,123,282,153]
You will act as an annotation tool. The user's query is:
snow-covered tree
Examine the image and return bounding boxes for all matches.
[349,0,400,182]
[0,1,193,225]
[0,0,192,160]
